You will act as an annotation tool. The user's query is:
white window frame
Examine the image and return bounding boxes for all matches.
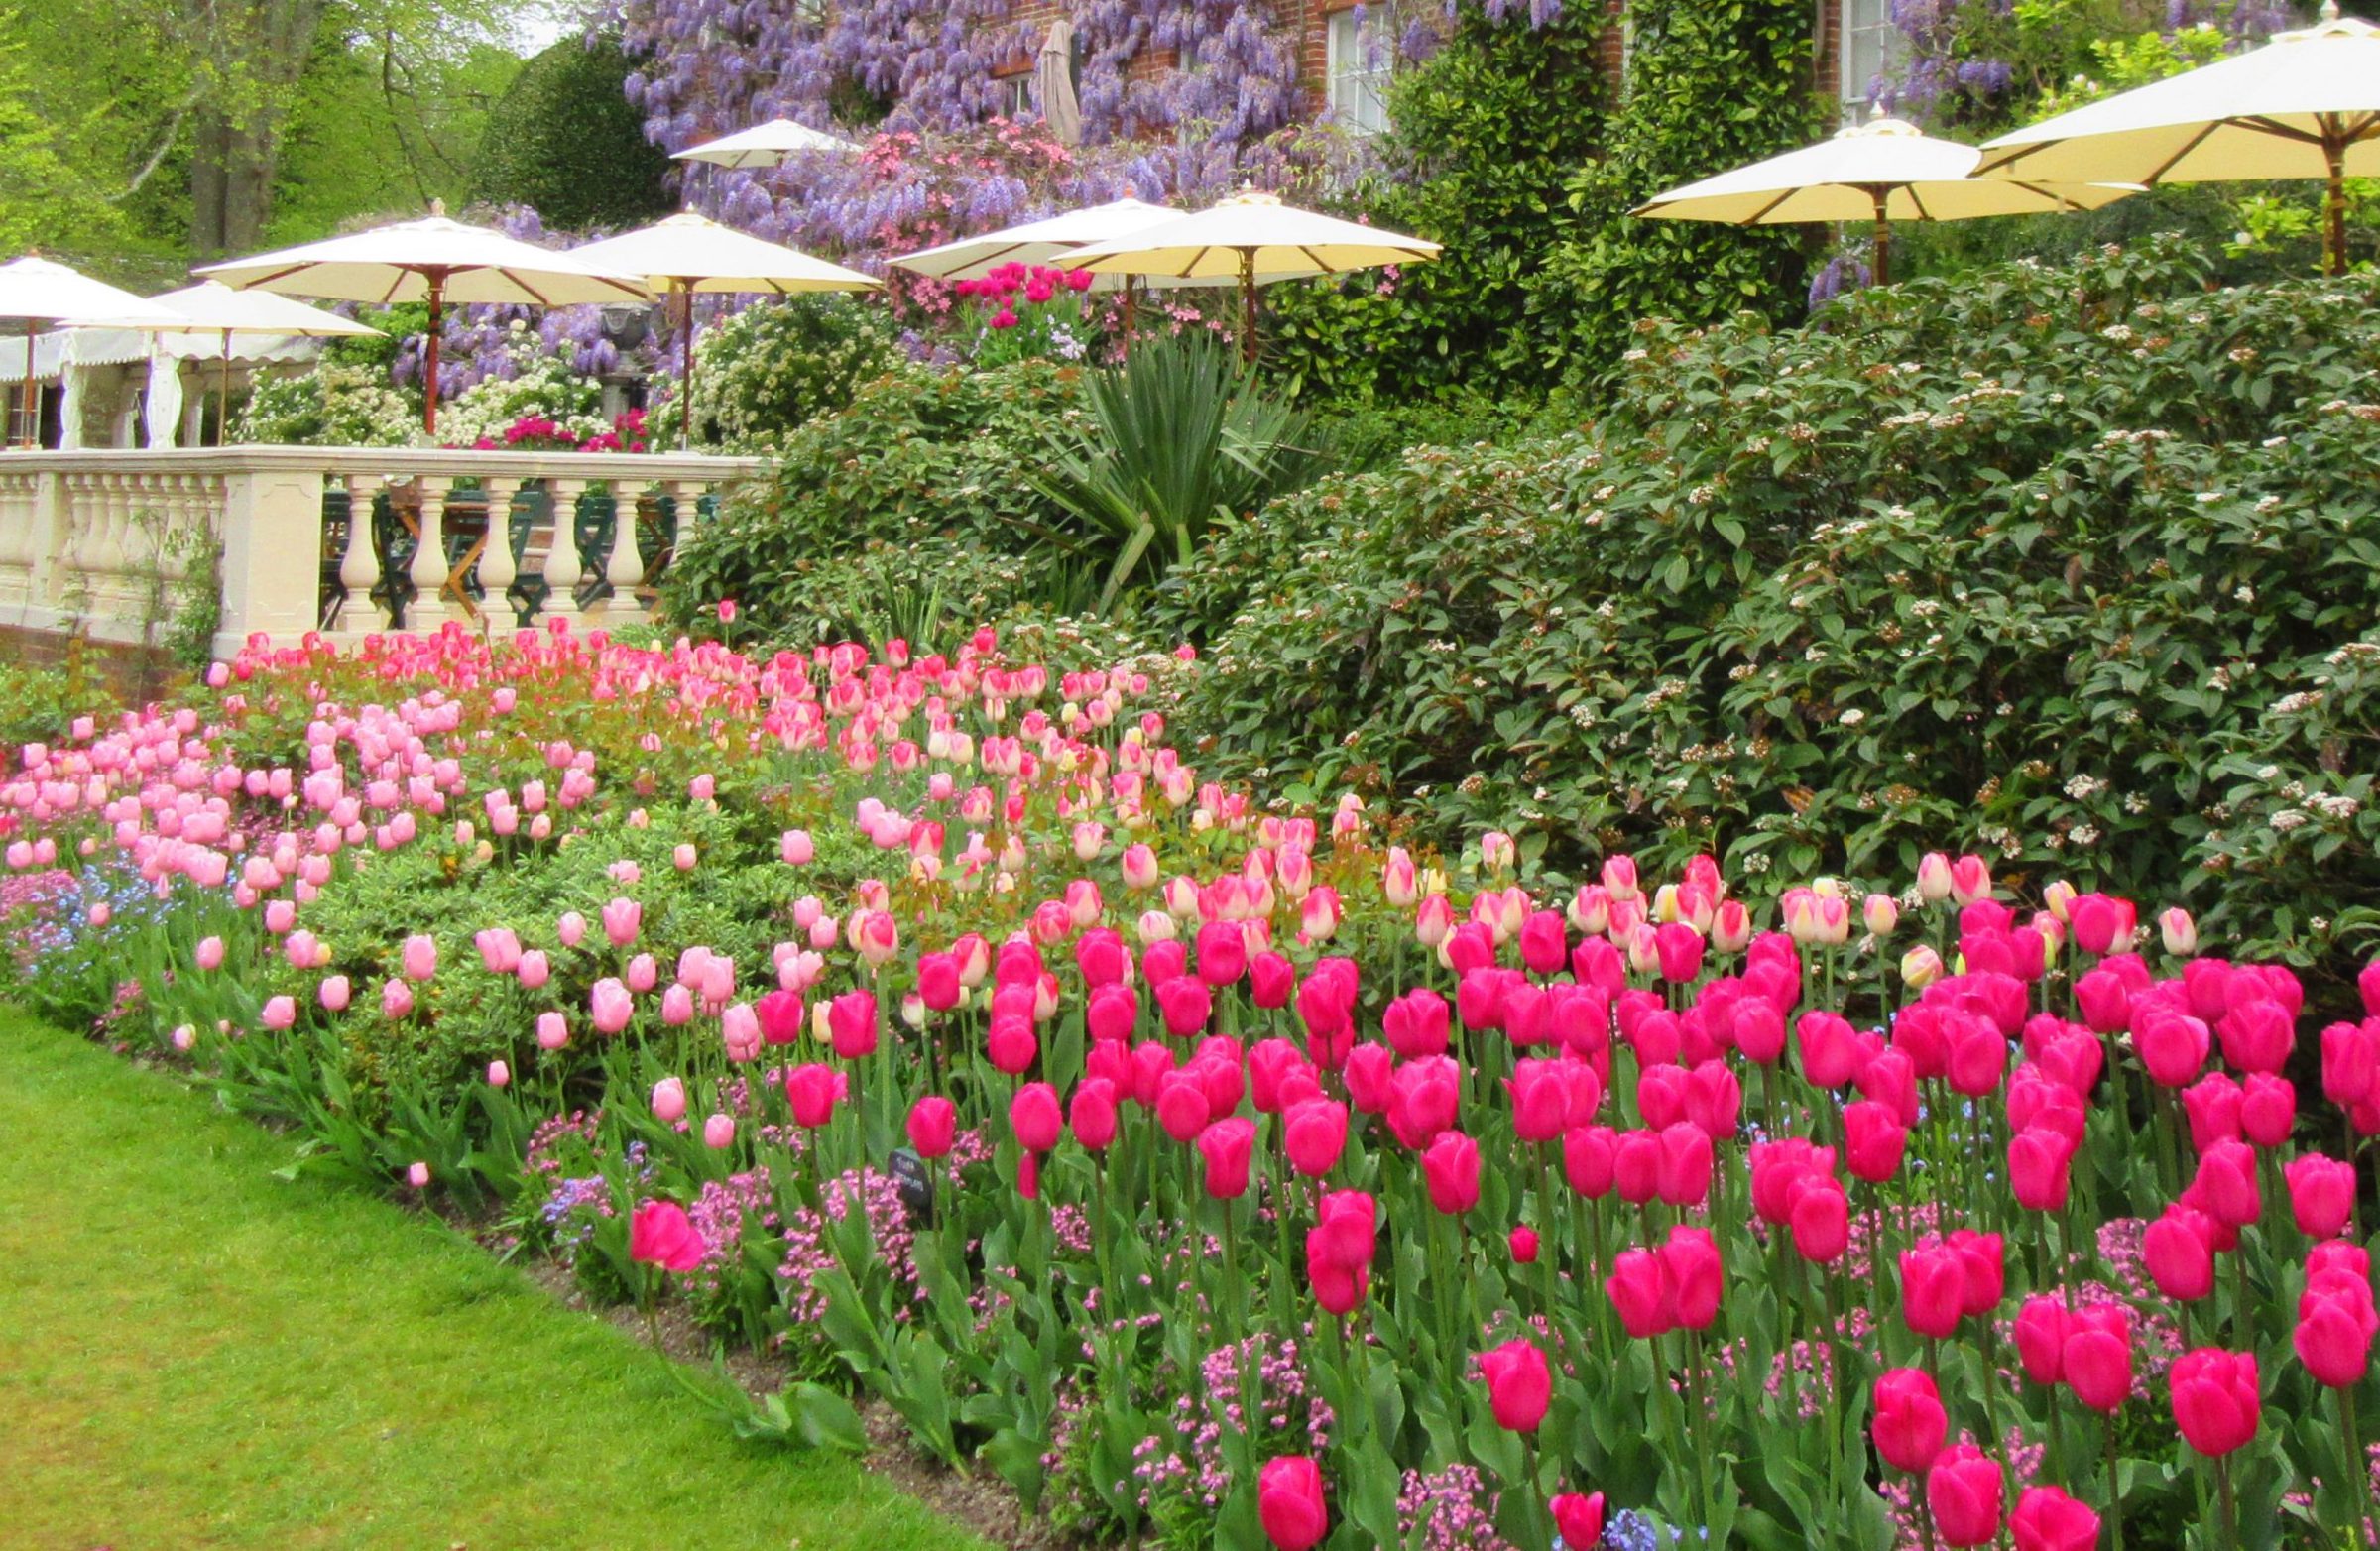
[1326,6,1392,138]
[1839,0,1899,120]
[997,72,1032,120]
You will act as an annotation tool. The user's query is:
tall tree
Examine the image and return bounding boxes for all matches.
[185,0,334,255]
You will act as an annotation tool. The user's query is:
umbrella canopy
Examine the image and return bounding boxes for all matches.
[125,282,383,445]
[672,118,865,169]
[1977,1,2380,274]
[1064,188,1442,281]
[1037,19,1082,149]
[0,255,185,326]
[1063,188,1441,360]
[891,197,1185,283]
[568,211,880,447]
[567,212,879,296]
[195,206,649,434]
[1634,116,2138,285]
[141,280,385,339]
[0,255,184,448]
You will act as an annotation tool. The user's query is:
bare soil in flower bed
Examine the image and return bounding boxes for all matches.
[508,1250,1085,1551]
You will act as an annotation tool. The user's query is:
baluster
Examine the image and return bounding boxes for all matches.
[477,476,517,630]
[605,482,645,607]
[542,477,586,628]
[333,474,379,632]
[650,479,690,586]
[407,475,450,631]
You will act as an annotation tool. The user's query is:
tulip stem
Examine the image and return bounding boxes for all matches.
[2047,1390,2064,1486]
[2102,1413,2123,1551]
[2214,1453,2237,1551]
[2339,1382,2369,1549]
[1775,1229,1803,1424]
[2230,1249,2250,1347]
[1979,1325,2009,1483]
[1537,1149,1561,1344]
[1685,1327,1714,1538]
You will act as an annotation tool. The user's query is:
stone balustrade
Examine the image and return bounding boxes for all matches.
[0,446,764,660]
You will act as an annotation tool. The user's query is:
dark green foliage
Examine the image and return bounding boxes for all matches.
[1315,389,1578,474]
[468,33,673,232]
[1538,0,1826,385]
[1164,236,2380,989]
[1267,0,1827,403]
[659,362,1091,645]
[1265,1,1615,402]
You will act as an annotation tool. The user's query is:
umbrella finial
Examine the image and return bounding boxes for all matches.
[2321,0,2340,19]
[429,197,446,218]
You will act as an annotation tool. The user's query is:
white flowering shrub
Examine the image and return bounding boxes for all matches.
[651,296,899,451]
[434,348,610,450]
[234,362,420,447]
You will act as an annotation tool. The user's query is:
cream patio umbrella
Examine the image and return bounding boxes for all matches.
[127,282,382,443]
[1976,1,2380,275]
[566,211,880,448]
[1062,187,1441,362]
[672,119,866,169]
[1633,116,2138,287]
[195,204,650,434]
[891,197,1183,287]
[0,256,183,448]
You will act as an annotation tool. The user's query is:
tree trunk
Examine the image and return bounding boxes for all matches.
[183,0,330,256]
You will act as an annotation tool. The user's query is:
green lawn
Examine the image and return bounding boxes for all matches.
[0,1008,991,1551]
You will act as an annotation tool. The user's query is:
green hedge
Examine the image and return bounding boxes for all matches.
[1163,235,2380,990]
[659,361,1095,643]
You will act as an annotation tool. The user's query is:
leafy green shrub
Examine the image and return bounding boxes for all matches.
[467,33,673,233]
[1264,1,1615,403]
[655,295,904,451]
[0,655,118,750]
[1163,236,2380,988]
[659,361,1086,645]
[1315,390,1576,473]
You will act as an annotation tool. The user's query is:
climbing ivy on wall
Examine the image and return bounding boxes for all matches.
[1537,0,1825,387]
[1265,0,1615,402]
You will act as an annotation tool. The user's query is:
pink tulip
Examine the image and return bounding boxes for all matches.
[401,934,436,982]
[651,1076,687,1124]
[319,974,352,1012]
[703,1113,735,1149]
[602,896,641,946]
[195,935,224,971]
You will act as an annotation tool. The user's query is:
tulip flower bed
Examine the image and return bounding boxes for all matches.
[5,620,2379,1551]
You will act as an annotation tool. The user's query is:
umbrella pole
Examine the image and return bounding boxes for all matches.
[679,282,694,450]
[1121,275,1137,353]
[218,328,232,445]
[1871,189,1892,291]
[18,321,34,449]
[1240,249,1256,367]
[2324,136,2347,279]
[423,274,444,438]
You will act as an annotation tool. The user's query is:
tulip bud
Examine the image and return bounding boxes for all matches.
[2159,906,2198,957]
[1899,944,1945,990]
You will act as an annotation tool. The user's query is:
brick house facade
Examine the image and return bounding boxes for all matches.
[988,1,1885,134]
